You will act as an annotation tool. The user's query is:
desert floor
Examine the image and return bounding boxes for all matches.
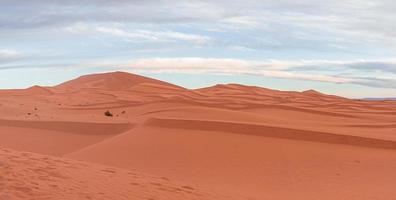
[1,71,396,200]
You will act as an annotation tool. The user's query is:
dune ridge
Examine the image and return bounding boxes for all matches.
[145,117,396,149]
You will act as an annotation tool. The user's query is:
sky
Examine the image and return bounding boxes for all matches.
[0,0,395,98]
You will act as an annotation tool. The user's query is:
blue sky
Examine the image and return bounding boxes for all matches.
[0,0,395,98]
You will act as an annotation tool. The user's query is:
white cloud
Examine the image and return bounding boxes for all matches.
[74,57,394,87]
[121,58,352,83]
[66,24,211,45]
[0,49,21,57]
[1,54,394,88]
[0,49,24,63]
[220,16,260,29]
[254,70,350,83]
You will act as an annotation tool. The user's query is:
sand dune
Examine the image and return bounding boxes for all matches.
[0,119,132,155]
[54,71,183,92]
[1,71,395,199]
[67,125,396,200]
[0,148,248,200]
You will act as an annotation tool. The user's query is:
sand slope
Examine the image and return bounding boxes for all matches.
[0,71,395,199]
[67,118,396,200]
[0,148,248,200]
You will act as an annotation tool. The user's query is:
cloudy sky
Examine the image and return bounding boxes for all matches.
[1,0,395,98]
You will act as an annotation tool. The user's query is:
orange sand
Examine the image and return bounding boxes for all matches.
[1,71,395,199]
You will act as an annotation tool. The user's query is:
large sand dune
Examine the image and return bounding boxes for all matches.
[1,71,395,199]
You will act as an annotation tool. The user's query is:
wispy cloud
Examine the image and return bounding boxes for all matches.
[2,0,396,54]
[96,27,211,45]
[66,24,211,45]
[1,55,395,90]
[65,57,395,89]
[1,0,395,96]
[0,49,24,63]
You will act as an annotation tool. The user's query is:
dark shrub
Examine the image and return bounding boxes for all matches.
[104,110,113,117]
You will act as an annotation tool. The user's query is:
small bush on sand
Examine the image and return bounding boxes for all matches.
[104,110,113,117]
